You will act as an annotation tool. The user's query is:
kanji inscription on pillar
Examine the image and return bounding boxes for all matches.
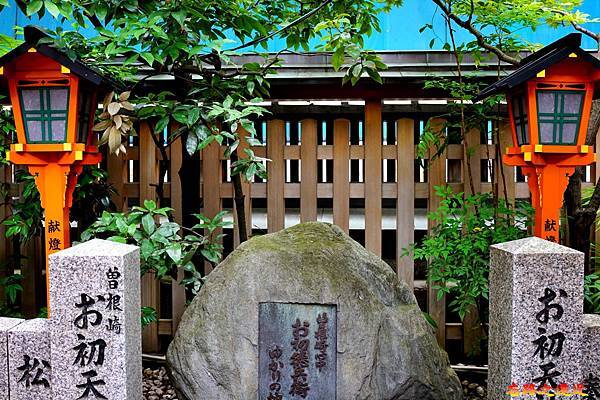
[259,303,337,400]
[48,239,142,400]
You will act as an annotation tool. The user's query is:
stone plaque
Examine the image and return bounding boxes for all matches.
[259,302,337,400]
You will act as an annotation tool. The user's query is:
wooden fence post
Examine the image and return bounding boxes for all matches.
[202,137,222,274]
[300,119,318,222]
[463,127,482,356]
[396,118,414,288]
[139,122,160,353]
[107,152,126,212]
[267,120,285,232]
[333,119,350,233]
[364,100,382,256]
[233,133,253,247]
[427,117,447,348]
[21,237,41,317]
[496,121,516,203]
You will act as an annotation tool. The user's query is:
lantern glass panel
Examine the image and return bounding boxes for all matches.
[19,87,69,143]
[536,90,584,145]
[511,95,529,146]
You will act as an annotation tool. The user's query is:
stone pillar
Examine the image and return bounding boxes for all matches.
[0,317,24,399]
[7,318,51,399]
[489,237,584,399]
[48,239,142,400]
[583,314,600,381]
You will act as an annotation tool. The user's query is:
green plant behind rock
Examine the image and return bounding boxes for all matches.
[81,200,231,295]
[403,186,533,321]
[585,273,600,314]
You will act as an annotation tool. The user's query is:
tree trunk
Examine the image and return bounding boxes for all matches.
[173,74,201,228]
[230,150,248,243]
[179,148,201,228]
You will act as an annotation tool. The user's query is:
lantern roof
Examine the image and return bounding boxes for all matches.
[0,25,122,90]
[474,33,600,102]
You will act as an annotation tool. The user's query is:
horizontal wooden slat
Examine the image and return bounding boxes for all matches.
[446,323,463,340]
[125,183,172,198]
[158,319,173,336]
[218,143,498,162]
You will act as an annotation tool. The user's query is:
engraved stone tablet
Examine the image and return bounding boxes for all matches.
[259,302,337,400]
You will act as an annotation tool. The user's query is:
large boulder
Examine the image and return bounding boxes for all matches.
[167,222,462,400]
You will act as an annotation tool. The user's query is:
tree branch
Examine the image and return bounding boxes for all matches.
[229,0,333,52]
[549,8,600,46]
[432,0,521,66]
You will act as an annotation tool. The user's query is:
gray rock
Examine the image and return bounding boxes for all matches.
[167,222,461,400]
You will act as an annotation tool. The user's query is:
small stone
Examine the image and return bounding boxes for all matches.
[476,386,485,397]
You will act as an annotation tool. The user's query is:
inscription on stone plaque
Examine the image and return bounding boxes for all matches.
[259,302,337,400]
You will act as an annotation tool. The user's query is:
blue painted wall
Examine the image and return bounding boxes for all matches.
[1,0,599,50]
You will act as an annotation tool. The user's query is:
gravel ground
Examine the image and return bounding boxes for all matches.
[461,378,487,399]
[143,367,178,400]
[142,366,488,400]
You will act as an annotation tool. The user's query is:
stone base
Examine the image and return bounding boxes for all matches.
[0,318,24,400]
[7,318,51,400]
[583,314,600,379]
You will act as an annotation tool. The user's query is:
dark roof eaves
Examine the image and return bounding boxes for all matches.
[0,26,123,91]
[474,39,598,101]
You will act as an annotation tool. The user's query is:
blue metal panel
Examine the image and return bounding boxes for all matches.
[0,0,598,50]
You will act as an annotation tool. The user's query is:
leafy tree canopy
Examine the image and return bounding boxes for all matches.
[428,0,599,65]
[2,0,402,157]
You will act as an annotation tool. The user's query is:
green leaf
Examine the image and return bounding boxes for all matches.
[186,133,198,155]
[26,0,43,15]
[142,214,156,235]
[166,243,182,263]
[332,46,345,71]
[95,4,108,21]
[155,116,169,134]
[172,10,186,27]
[188,108,200,126]
[107,236,127,244]
[144,200,157,211]
[366,68,382,84]
[44,0,60,17]
[140,52,155,66]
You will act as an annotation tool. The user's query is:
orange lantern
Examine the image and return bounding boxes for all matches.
[0,26,120,311]
[475,33,599,242]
